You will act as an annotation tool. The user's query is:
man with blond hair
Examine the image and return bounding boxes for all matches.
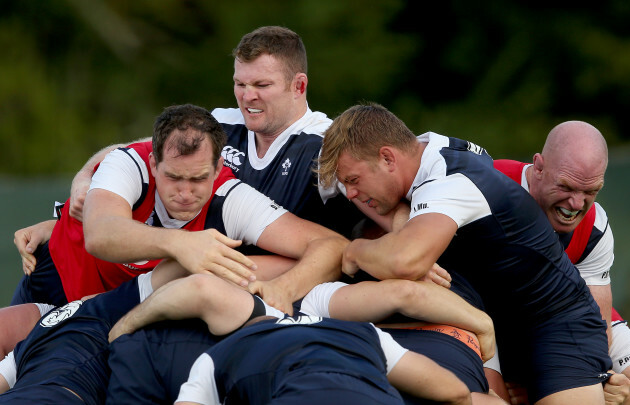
[318,103,611,405]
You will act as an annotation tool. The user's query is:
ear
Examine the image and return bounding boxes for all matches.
[213,156,224,181]
[149,152,158,177]
[293,73,308,97]
[532,153,544,179]
[379,146,396,171]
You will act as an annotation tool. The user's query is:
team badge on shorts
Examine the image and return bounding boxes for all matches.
[40,300,83,327]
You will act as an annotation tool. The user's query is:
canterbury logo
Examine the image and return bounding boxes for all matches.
[467,141,485,155]
[222,146,245,171]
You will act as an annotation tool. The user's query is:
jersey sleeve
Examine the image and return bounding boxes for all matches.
[0,351,17,389]
[372,325,408,375]
[409,173,492,227]
[218,180,288,245]
[88,148,148,208]
[176,352,220,405]
[577,204,614,286]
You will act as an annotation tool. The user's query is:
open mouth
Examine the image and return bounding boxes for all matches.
[555,206,580,222]
[247,108,263,114]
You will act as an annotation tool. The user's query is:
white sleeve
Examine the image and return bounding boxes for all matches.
[88,148,148,208]
[372,325,408,375]
[0,351,17,389]
[137,272,154,302]
[218,180,288,245]
[409,174,492,227]
[300,282,348,317]
[577,205,614,286]
[176,353,220,405]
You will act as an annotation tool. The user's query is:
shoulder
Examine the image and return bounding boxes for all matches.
[296,110,332,137]
[211,108,244,125]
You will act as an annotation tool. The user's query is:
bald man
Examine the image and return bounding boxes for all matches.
[495,121,614,343]
[495,121,630,404]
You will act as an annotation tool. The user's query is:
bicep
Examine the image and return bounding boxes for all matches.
[84,189,134,226]
[393,213,458,269]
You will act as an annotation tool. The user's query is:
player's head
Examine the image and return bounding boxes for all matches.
[319,103,417,215]
[233,26,307,84]
[530,120,608,233]
[150,104,226,221]
[152,103,226,166]
[232,26,309,138]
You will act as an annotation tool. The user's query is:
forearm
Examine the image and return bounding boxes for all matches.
[345,235,432,280]
[84,215,184,263]
[273,236,346,302]
[589,284,613,346]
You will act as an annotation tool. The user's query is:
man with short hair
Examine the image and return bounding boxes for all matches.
[11,104,346,313]
[318,103,611,404]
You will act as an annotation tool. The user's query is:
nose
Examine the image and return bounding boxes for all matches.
[345,185,359,200]
[178,181,194,200]
[242,85,257,102]
[568,191,586,211]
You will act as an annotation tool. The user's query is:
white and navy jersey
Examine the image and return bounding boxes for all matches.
[212,107,362,238]
[1,274,152,403]
[204,179,287,245]
[516,164,613,285]
[177,317,406,405]
[408,133,593,326]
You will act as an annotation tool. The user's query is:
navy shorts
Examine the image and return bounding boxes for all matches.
[383,328,488,397]
[10,242,67,307]
[0,383,83,404]
[107,319,221,405]
[271,372,404,405]
[500,305,611,403]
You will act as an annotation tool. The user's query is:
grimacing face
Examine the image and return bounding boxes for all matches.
[233,54,303,138]
[150,134,221,222]
[336,151,401,216]
[536,161,603,234]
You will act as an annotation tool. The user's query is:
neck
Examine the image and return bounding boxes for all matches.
[401,142,425,194]
[254,133,279,158]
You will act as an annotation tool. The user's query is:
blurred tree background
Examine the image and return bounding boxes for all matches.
[1,0,629,307]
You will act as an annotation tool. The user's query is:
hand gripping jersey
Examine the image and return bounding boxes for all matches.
[48,141,235,301]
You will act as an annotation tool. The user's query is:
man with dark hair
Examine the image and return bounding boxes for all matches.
[11,104,251,307]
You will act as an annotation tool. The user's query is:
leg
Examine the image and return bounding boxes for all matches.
[327,279,494,360]
[0,303,41,357]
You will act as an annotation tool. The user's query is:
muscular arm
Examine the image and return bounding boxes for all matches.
[389,351,471,405]
[83,189,257,286]
[343,212,457,280]
[109,267,257,342]
[249,212,348,313]
[70,137,152,221]
[589,284,613,346]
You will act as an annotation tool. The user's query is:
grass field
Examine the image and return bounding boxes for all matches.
[1,153,629,313]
